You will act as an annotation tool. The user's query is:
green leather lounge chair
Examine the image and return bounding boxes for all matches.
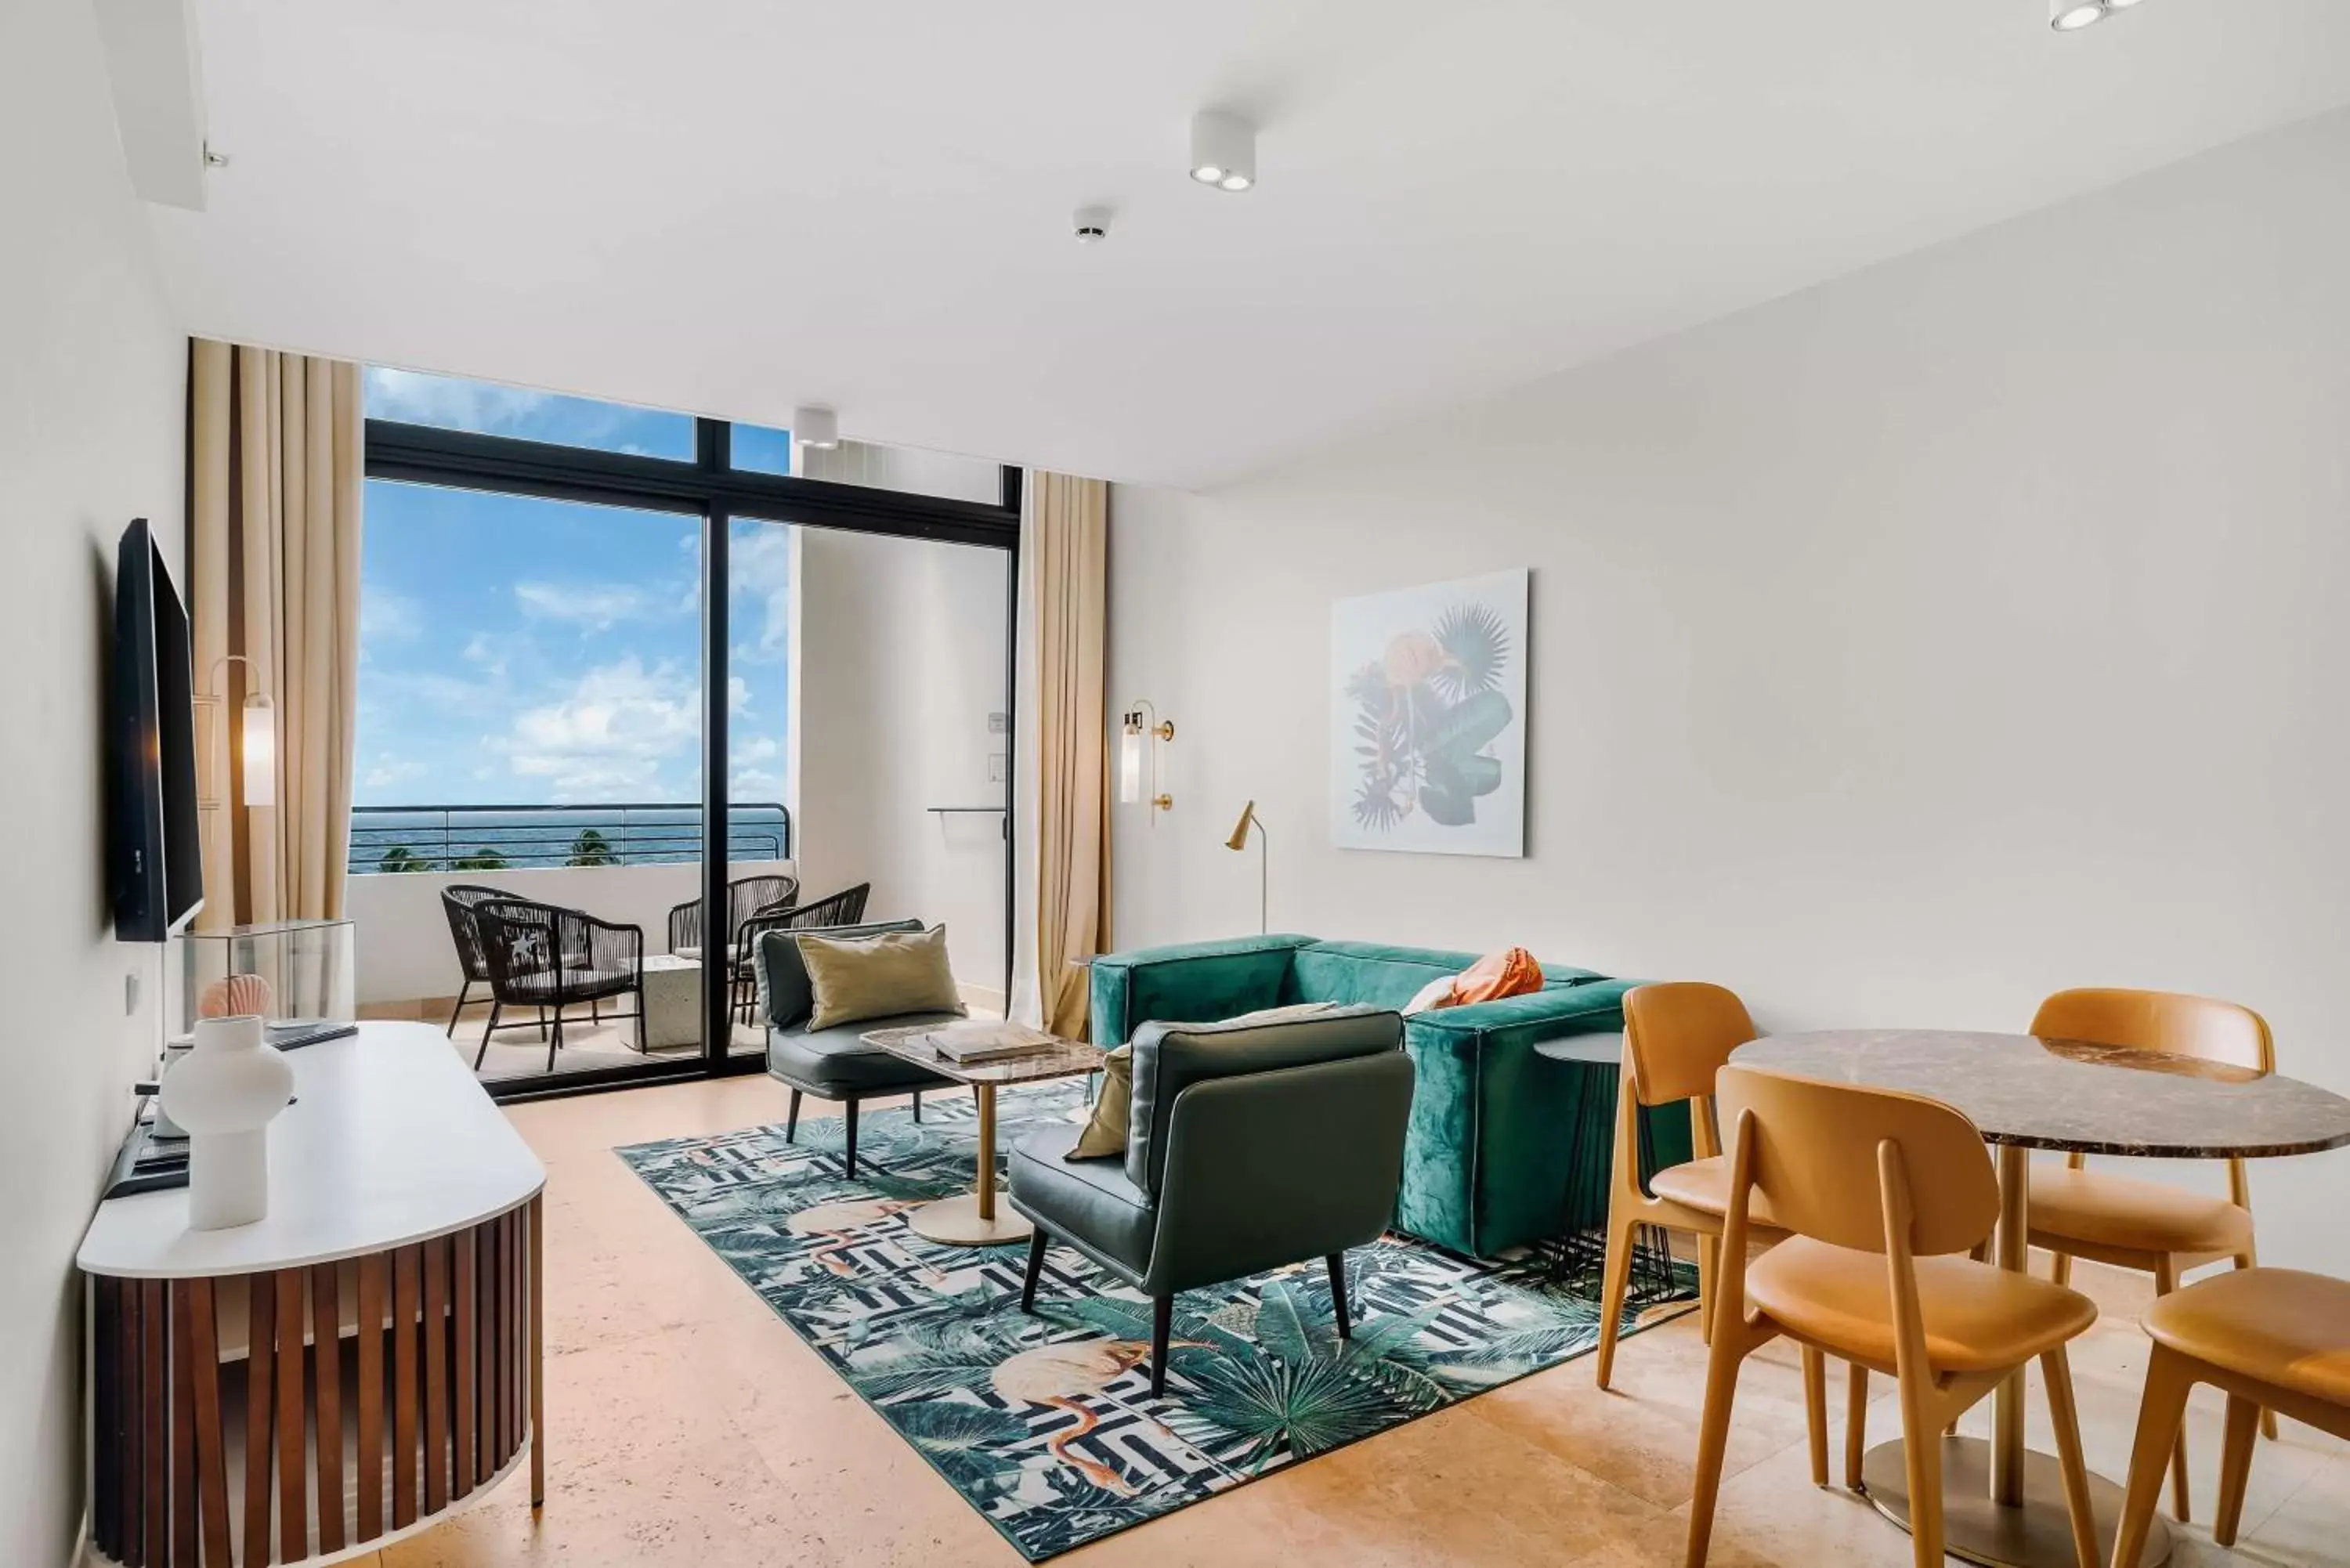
[1007,1006,1415,1396]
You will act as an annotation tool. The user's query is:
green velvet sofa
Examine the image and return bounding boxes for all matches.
[1089,934,1690,1259]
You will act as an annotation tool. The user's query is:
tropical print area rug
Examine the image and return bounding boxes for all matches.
[616,1084,1692,1562]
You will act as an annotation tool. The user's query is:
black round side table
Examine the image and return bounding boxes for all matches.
[1532,1032,1679,1304]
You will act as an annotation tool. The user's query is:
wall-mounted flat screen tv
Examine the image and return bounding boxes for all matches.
[110,516,204,940]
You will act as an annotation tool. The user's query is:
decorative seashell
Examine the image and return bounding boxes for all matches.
[197,973,273,1020]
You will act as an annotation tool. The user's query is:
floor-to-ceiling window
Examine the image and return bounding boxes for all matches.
[352,368,1018,1100]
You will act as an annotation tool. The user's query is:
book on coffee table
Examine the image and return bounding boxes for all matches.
[925,1021,1061,1064]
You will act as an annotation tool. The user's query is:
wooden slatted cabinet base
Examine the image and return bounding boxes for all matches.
[85,1200,540,1567]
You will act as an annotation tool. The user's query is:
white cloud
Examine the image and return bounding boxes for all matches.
[730,766,784,798]
[734,735,779,764]
[730,523,793,662]
[500,656,701,801]
[362,758,428,793]
[514,580,687,631]
[364,367,548,432]
[361,587,425,643]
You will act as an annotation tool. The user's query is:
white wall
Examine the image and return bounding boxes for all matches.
[1108,107,2350,1274]
[0,0,187,1560]
[794,527,1010,1006]
[347,858,797,1006]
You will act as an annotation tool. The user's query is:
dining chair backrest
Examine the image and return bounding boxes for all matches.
[1716,1065,2000,1258]
[1622,981,1757,1108]
[2030,988,2273,1076]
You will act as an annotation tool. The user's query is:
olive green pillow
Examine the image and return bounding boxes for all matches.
[796,925,967,1031]
[1065,1045,1133,1161]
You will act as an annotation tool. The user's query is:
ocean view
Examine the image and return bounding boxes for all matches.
[347,803,792,874]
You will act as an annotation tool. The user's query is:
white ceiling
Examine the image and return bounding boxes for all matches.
[154,0,2350,490]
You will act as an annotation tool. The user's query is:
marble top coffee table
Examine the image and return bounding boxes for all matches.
[1733,1029,2350,1568]
[861,1024,1104,1247]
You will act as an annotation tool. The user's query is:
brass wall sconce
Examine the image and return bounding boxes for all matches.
[193,652,275,813]
[1119,701,1174,820]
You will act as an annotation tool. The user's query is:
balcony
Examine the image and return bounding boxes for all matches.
[348,803,794,1085]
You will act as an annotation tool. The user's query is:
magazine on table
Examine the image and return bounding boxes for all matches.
[926,1021,1059,1063]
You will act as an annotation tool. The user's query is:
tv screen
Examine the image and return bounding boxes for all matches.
[110,517,204,941]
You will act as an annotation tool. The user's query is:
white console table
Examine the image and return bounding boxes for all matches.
[78,1023,548,1567]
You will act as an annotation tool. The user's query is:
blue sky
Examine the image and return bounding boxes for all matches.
[356,368,792,807]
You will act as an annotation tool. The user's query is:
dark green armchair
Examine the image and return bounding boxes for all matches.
[1007,1007,1414,1397]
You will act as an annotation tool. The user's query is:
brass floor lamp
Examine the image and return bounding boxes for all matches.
[1226,801,1267,934]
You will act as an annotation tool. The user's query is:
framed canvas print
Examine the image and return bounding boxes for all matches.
[1330,569,1528,858]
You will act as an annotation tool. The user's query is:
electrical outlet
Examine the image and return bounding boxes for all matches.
[987,712,1009,735]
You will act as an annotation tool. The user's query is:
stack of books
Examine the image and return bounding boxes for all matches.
[925,1021,1060,1064]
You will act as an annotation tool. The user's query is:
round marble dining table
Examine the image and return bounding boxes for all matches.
[1730,1029,2350,1568]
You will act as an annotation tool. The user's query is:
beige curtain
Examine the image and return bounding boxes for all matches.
[189,339,364,930]
[1031,472,1111,1038]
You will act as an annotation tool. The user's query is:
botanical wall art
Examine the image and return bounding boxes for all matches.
[1330,569,1528,858]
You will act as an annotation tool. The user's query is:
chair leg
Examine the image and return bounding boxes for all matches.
[2039,1346,2099,1568]
[1594,1216,1637,1390]
[1020,1228,1048,1313]
[2214,1393,2261,1547]
[844,1099,859,1176]
[1682,1319,1750,1568]
[1149,1295,1173,1399]
[446,979,472,1037]
[1328,1255,1352,1339]
[545,1007,562,1074]
[913,1090,924,1124]
[590,994,600,1024]
[1844,1361,1869,1490]
[2153,1255,2190,1522]
[785,1089,801,1143]
[635,987,647,1052]
[2113,1346,2197,1568]
[1893,1349,1945,1568]
[2233,1250,2280,1441]
[1697,1233,1719,1346]
[475,1001,501,1071]
[1802,1344,1828,1488]
[537,1004,549,1041]
[2051,1250,2073,1288]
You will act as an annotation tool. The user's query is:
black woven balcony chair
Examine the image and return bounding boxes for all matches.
[669,873,801,1028]
[440,883,536,1038]
[470,897,647,1072]
[666,873,801,957]
[780,882,871,931]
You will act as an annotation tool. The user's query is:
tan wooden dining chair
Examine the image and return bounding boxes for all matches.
[1595,982,1786,1391]
[2028,987,2276,1520]
[1684,1066,2103,1568]
[2113,1266,2350,1567]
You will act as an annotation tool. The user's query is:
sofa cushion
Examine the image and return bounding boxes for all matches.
[1010,1122,1157,1280]
[1286,940,1603,1011]
[757,919,924,1028]
[764,1009,964,1097]
[1066,1044,1133,1160]
[1127,1006,1403,1197]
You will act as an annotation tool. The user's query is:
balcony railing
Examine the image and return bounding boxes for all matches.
[349,802,791,875]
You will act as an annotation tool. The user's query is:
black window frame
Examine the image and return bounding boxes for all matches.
[363,413,1022,1102]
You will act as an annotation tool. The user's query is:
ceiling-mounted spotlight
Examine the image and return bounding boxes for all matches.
[2050,0,2109,28]
[1189,110,1256,192]
[1073,204,1112,244]
[793,405,839,450]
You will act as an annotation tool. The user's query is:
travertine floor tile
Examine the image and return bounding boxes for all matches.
[385,1083,2350,1566]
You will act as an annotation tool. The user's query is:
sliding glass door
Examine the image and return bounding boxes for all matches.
[356,370,1019,1100]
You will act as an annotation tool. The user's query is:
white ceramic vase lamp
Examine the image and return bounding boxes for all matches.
[160,1014,295,1230]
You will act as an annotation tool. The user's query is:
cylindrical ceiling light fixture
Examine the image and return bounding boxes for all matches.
[793,405,839,450]
[1189,110,1256,192]
[2050,0,2108,29]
